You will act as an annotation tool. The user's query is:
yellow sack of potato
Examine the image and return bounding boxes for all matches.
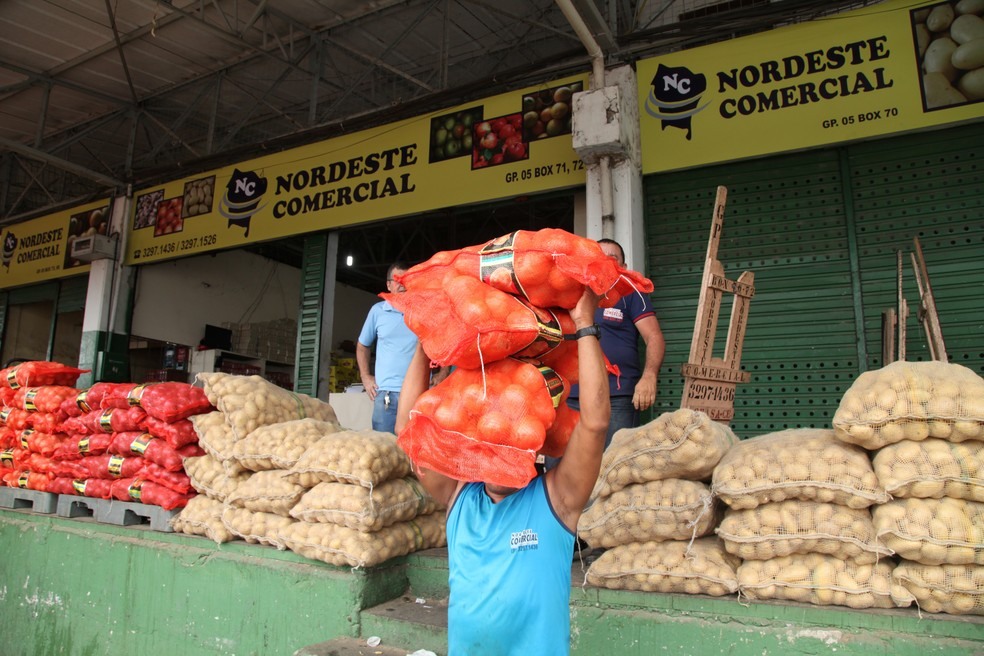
[737,553,911,609]
[221,505,295,549]
[289,476,438,532]
[226,470,308,517]
[579,479,716,549]
[585,537,739,597]
[170,495,237,543]
[232,418,342,472]
[279,511,446,568]
[893,561,984,615]
[833,361,984,449]
[191,411,248,477]
[183,453,249,501]
[197,372,339,441]
[592,409,738,500]
[716,500,891,564]
[711,428,887,510]
[873,438,984,502]
[284,429,411,489]
[873,497,984,566]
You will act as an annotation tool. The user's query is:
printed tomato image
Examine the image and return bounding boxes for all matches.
[471,111,529,170]
[154,198,184,236]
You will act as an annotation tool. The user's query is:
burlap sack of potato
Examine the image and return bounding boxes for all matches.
[711,428,888,510]
[585,537,739,597]
[873,438,984,502]
[192,411,247,477]
[284,429,411,488]
[197,372,339,441]
[592,409,738,500]
[290,476,438,532]
[893,561,984,615]
[833,360,984,449]
[716,500,891,564]
[872,497,984,566]
[170,495,237,543]
[221,505,295,549]
[231,418,342,472]
[737,553,911,609]
[183,453,249,501]
[578,479,716,549]
[279,510,446,568]
[226,470,308,517]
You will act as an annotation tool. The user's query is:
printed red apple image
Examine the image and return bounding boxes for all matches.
[471,112,529,170]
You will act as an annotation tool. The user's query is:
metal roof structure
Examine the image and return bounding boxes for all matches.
[0,0,872,226]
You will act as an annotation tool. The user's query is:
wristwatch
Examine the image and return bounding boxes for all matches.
[565,324,601,340]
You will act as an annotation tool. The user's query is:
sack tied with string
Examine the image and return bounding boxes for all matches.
[893,561,984,615]
[170,495,237,544]
[231,417,342,472]
[872,497,984,566]
[833,360,984,449]
[285,429,411,489]
[872,438,984,501]
[290,476,438,532]
[0,361,87,389]
[398,358,574,488]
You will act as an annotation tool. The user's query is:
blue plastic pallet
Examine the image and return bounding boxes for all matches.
[55,495,178,532]
[0,487,58,514]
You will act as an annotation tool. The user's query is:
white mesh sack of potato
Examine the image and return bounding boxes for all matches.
[289,476,438,532]
[715,500,892,564]
[711,428,888,510]
[592,409,738,500]
[170,495,237,543]
[197,372,340,441]
[578,479,716,549]
[183,453,250,501]
[736,553,911,609]
[279,510,446,568]
[893,561,984,616]
[225,470,308,517]
[872,497,984,566]
[584,537,739,597]
[221,505,295,549]
[284,430,411,488]
[832,360,984,449]
[192,411,248,477]
[873,438,984,502]
[231,418,343,472]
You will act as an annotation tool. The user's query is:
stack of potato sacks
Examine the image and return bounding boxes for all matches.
[712,428,906,609]
[390,228,652,488]
[833,360,984,615]
[0,361,211,511]
[173,372,444,567]
[581,408,740,596]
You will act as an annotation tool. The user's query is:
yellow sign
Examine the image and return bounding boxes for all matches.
[0,200,109,289]
[638,0,983,173]
[125,77,588,265]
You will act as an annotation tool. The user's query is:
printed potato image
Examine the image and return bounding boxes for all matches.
[182,176,216,218]
[913,0,984,109]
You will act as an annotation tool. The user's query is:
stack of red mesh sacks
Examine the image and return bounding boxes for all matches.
[389,228,653,488]
[0,362,212,512]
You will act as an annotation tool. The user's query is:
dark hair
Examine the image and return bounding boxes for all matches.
[597,238,624,262]
[387,261,409,279]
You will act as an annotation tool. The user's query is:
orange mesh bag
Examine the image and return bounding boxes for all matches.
[539,400,579,459]
[140,462,193,494]
[3,470,52,491]
[25,453,87,479]
[0,407,33,431]
[13,386,79,416]
[141,416,199,448]
[67,477,113,499]
[75,382,128,413]
[0,387,14,406]
[18,429,69,457]
[109,477,194,510]
[109,431,184,472]
[79,453,145,479]
[0,361,87,389]
[400,228,654,310]
[52,433,114,459]
[101,382,214,422]
[0,446,28,470]
[0,427,17,449]
[63,407,147,435]
[398,358,569,488]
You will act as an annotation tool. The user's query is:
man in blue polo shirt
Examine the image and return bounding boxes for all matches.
[357,261,420,434]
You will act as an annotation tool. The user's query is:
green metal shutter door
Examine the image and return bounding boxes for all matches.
[294,233,327,396]
[645,151,859,439]
[57,275,88,314]
[644,122,984,439]
[848,122,984,378]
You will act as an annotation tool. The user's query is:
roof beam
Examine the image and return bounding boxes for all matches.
[0,137,124,188]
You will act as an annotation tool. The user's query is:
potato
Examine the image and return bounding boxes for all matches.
[584,538,740,596]
[221,506,295,549]
[170,495,237,543]
[285,429,411,488]
[290,476,438,532]
[183,453,250,501]
[894,561,984,615]
[232,418,342,471]
[873,438,984,501]
[226,470,307,516]
[873,498,984,565]
[278,511,446,568]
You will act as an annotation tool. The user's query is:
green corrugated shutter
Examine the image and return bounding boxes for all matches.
[57,275,88,314]
[294,233,327,396]
[644,122,984,439]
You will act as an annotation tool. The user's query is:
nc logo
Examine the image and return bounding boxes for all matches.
[645,64,709,141]
[219,168,268,237]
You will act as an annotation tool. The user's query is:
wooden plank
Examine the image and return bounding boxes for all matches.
[897,250,907,361]
[911,237,948,361]
[882,308,896,364]
[705,185,728,264]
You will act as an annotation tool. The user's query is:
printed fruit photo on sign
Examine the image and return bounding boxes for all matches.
[134,189,163,230]
[154,198,184,236]
[522,81,582,142]
[64,205,109,269]
[182,176,216,218]
[471,112,528,170]
[429,107,483,163]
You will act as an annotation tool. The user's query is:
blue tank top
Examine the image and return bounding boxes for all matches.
[445,476,575,656]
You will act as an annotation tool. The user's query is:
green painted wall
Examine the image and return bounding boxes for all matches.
[0,512,407,656]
